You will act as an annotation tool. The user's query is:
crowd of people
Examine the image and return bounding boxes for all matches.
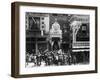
[25,49,79,67]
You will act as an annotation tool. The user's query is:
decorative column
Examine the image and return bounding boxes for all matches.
[26,14,29,30]
[35,38,38,54]
[70,21,81,43]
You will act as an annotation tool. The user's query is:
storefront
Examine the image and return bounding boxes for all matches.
[70,15,90,63]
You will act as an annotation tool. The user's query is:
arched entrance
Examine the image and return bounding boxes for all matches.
[52,39,59,50]
[49,18,62,51]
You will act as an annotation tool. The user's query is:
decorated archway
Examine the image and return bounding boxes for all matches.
[49,18,62,50]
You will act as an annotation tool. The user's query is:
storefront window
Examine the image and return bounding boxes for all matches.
[76,24,89,41]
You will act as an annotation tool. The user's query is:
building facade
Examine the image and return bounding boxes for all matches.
[25,13,90,67]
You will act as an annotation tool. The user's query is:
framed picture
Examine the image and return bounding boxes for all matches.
[11,2,98,78]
